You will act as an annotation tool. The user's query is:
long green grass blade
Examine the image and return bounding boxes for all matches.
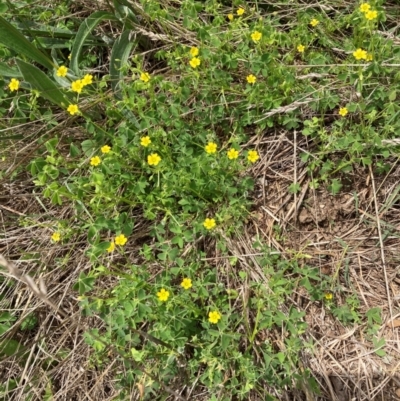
[14,22,77,39]
[0,16,53,70]
[110,30,137,94]
[113,0,138,26]
[70,11,116,74]
[16,59,72,107]
[0,62,22,77]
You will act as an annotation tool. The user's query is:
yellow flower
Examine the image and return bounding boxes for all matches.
[189,57,201,68]
[51,232,61,242]
[203,218,216,230]
[339,107,348,117]
[310,18,319,27]
[90,156,101,166]
[247,150,259,163]
[157,288,170,302]
[67,104,79,115]
[8,78,20,92]
[190,47,199,57]
[227,13,234,21]
[297,44,305,53]
[148,153,161,166]
[236,7,244,16]
[115,234,128,246]
[82,74,93,86]
[227,148,239,160]
[101,145,111,154]
[366,52,373,61]
[71,79,84,93]
[107,241,115,253]
[353,48,367,60]
[205,142,217,154]
[56,66,68,77]
[140,72,150,82]
[181,278,192,290]
[251,31,262,42]
[208,311,221,324]
[246,74,256,84]
[365,10,377,20]
[140,136,151,147]
[359,3,371,13]
[324,292,333,301]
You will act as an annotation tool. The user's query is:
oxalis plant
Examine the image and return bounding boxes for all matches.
[0,0,396,399]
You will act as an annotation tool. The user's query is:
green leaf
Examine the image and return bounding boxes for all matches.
[13,21,76,39]
[366,308,382,325]
[0,62,22,77]
[0,3,8,13]
[0,16,53,70]
[73,272,95,295]
[70,11,116,74]
[110,30,137,95]
[16,59,72,107]
[0,338,29,362]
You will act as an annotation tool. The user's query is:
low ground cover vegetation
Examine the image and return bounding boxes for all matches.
[1,0,400,400]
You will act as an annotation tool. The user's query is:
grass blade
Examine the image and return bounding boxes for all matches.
[0,16,53,70]
[16,59,72,108]
[0,62,22,77]
[110,30,137,94]
[70,11,117,74]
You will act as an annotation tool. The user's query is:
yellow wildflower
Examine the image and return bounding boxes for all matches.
[56,66,68,77]
[148,153,161,166]
[101,145,111,154]
[247,150,259,163]
[359,3,371,13]
[251,31,262,42]
[246,74,256,84]
[339,107,348,117]
[310,19,319,27]
[190,47,199,57]
[140,136,151,147]
[51,232,61,242]
[297,44,305,53]
[365,10,377,20]
[203,218,216,230]
[205,142,217,154]
[353,48,367,60]
[227,148,239,160]
[140,72,150,83]
[228,13,234,21]
[181,278,192,290]
[82,74,93,86]
[115,234,128,246]
[71,79,84,93]
[189,57,201,68]
[208,311,221,324]
[237,7,244,16]
[67,104,79,115]
[324,292,333,301]
[90,156,101,166]
[8,78,20,92]
[157,288,170,302]
[366,53,373,61]
[107,241,115,253]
